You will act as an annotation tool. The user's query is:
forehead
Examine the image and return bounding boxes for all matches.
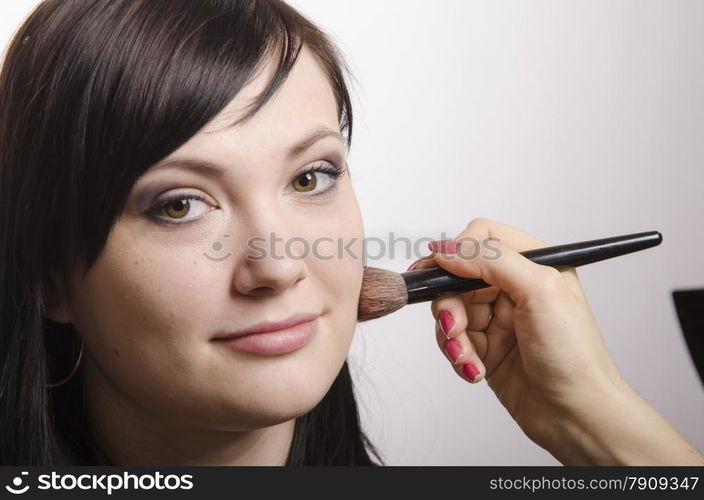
[201,44,340,138]
[139,43,346,182]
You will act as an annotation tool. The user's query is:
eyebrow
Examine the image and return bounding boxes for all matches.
[149,126,346,175]
[285,127,346,160]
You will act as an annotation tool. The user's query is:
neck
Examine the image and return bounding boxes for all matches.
[82,360,295,466]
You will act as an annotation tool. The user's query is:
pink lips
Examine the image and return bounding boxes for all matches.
[212,313,319,355]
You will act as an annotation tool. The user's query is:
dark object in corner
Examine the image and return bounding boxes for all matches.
[673,288,704,389]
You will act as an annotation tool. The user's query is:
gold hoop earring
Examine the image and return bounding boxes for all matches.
[46,339,84,389]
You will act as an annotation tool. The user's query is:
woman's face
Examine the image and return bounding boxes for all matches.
[57,46,365,431]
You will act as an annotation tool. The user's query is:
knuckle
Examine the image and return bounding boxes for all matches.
[474,216,494,226]
[463,217,491,234]
[430,297,453,319]
[536,266,565,296]
[430,300,441,319]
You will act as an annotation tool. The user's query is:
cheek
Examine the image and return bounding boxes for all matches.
[69,240,218,367]
[310,204,364,330]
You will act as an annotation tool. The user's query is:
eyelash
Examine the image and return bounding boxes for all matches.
[295,161,345,198]
[145,160,346,227]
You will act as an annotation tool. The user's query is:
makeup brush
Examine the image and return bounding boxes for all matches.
[357,230,662,322]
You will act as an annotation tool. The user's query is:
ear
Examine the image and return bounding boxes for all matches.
[43,270,73,324]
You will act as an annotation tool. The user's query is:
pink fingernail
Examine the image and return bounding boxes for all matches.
[438,309,454,337]
[406,257,424,271]
[462,363,481,382]
[444,339,462,364]
[428,240,461,254]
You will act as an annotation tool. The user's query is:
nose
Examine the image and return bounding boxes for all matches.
[232,229,309,297]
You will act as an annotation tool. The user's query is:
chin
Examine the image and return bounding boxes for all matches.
[203,357,344,430]
[255,364,339,419]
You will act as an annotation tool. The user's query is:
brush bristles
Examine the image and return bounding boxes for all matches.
[357,266,408,322]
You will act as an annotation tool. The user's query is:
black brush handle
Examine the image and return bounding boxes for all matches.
[403,231,662,304]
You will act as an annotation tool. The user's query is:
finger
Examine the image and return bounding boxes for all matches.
[465,329,488,360]
[465,302,493,332]
[455,217,551,252]
[481,291,518,379]
[435,322,485,383]
[429,236,562,310]
[430,295,468,340]
[449,219,586,309]
[424,217,557,306]
[406,254,438,271]
[409,256,501,304]
[558,266,589,303]
[458,285,501,305]
[410,217,550,274]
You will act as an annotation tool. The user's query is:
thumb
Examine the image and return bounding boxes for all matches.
[428,238,562,310]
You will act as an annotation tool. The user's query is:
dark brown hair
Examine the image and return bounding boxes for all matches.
[0,0,382,465]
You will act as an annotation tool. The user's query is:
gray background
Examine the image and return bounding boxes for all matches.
[3,0,702,465]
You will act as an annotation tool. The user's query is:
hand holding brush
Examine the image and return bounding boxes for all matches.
[356,218,703,465]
